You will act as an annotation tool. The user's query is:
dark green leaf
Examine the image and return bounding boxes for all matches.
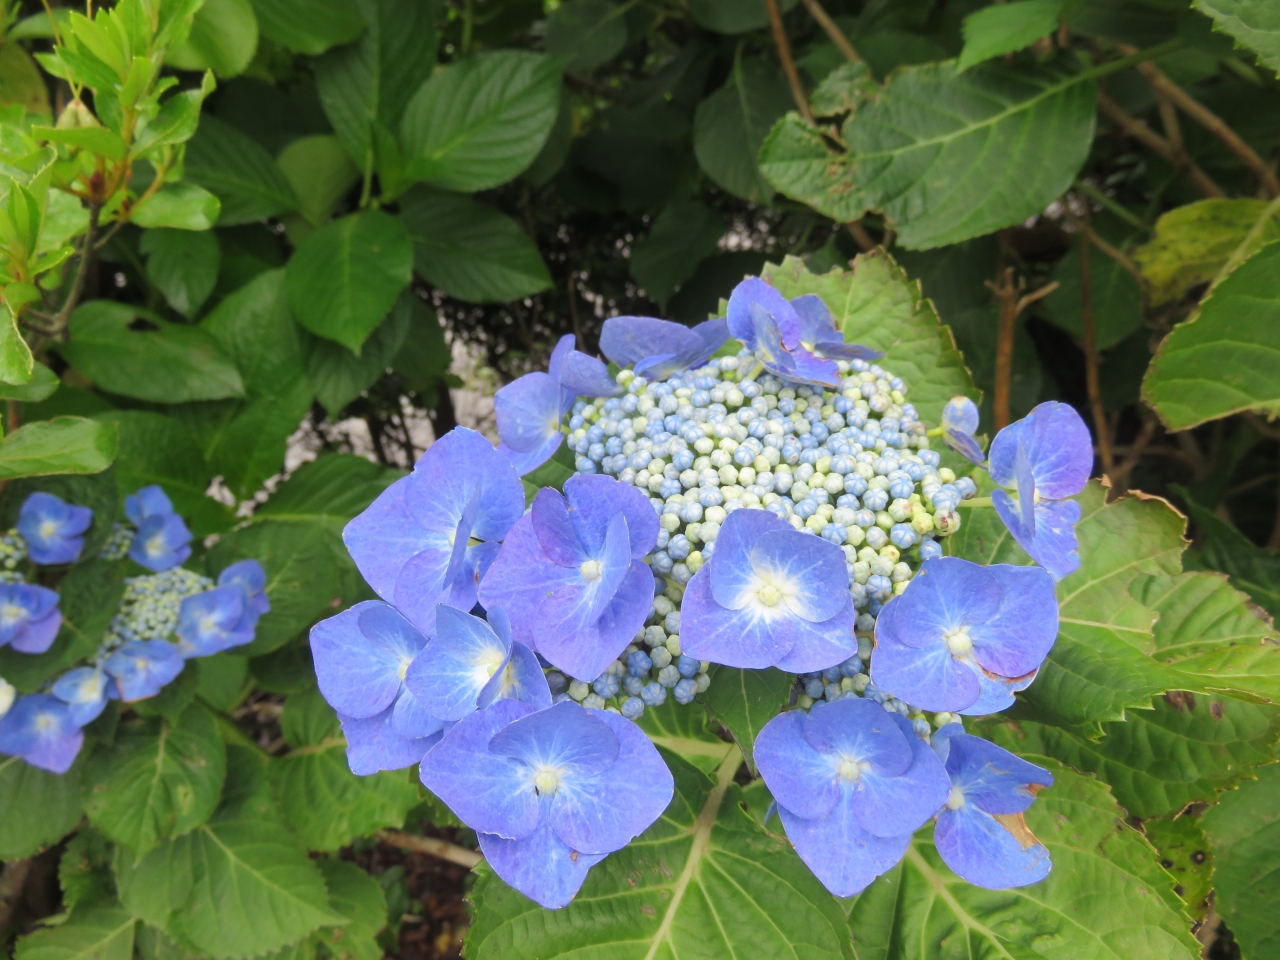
[255,453,401,528]
[958,0,1067,71]
[201,268,307,399]
[545,0,628,71]
[276,134,361,228]
[206,377,313,498]
[1042,237,1144,350]
[133,660,202,722]
[0,752,85,858]
[0,416,117,480]
[630,200,725,310]
[58,828,116,914]
[185,116,299,225]
[141,228,221,317]
[1143,815,1214,921]
[689,0,798,34]
[13,904,136,960]
[195,653,250,712]
[390,296,449,398]
[693,58,792,202]
[700,666,793,774]
[250,0,364,55]
[249,641,317,694]
[1193,0,1280,71]
[315,860,386,960]
[303,292,410,415]
[1182,491,1280,618]
[167,0,259,78]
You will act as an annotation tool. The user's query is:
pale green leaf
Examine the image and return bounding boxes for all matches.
[167,0,259,78]
[809,61,878,117]
[277,135,360,228]
[0,362,57,401]
[0,43,51,115]
[0,304,34,385]
[958,0,1067,71]
[1193,0,1280,71]
[14,904,136,960]
[0,416,117,480]
[694,57,792,202]
[131,183,221,231]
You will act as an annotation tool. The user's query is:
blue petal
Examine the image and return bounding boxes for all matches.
[993,492,1082,581]
[488,700,620,777]
[477,821,605,909]
[1014,442,1037,536]
[18,494,91,565]
[531,487,589,566]
[476,638,553,712]
[679,563,795,669]
[309,601,424,719]
[419,698,541,839]
[587,512,632,621]
[125,485,174,525]
[801,698,912,778]
[812,337,883,362]
[563,474,659,560]
[879,558,1002,650]
[218,559,270,616]
[943,396,980,436]
[479,516,582,654]
[559,351,622,398]
[944,427,987,466]
[535,560,653,681]
[790,294,840,344]
[870,622,980,712]
[969,564,1058,678]
[754,709,842,820]
[130,513,193,572]
[499,433,563,476]
[955,664,1019,716]
[600,316,700,367]
[176,587,251,658]
[940,731,1053,815]
[749,528,849,622]
[343,476,430,602]
[770,601,857,674]
[495,372,561,454]
[52,667,109,726]
[728,277,802,352]
[104,640,185,702]
[0,694,83,773]
[988,401,1092,500]
[402,426,525,544]
[777,796,911,897]
[934,802,1051,889]
[339,705,441,775]
[851,712,949,838]
[689,317,730,365]
[7,609,60,655]
[633,352,684,381]
[709,508,788,610]
[404,605,510,721]
[392,504,473,635]
[391,687,446,740]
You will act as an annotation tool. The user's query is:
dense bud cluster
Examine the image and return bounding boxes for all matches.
[103,567,215,648]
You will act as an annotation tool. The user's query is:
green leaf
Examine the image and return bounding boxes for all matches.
[400,51,562,192]
[314,0,438,170]
[314,860,386,960]
[958,0,1067,71]
[1193,0,1280,71]
[1132,198,1280,307]
[131,183,221,231]
[201,269,307,399]
[0,753,85,858]
[36,125,129,162]
[250,0,364,55]
[390,296,449,399]
[1202,753,1280,959]
[466,749,854,960]
[0,306,35,386]
[185,116,299,225]
[167,0,259,78]
[206,377,313,498]
[630,200,725,310]
[0,42,51,115]
[254,453,400,529]
[545,0,629,71]
[693,57,793,202]
[196,653,250,712]
[635,695,735,775]
[1042,237,1144,350]
[303,291,410,415]
[0,416,117,480]
[141,228,221,317]
[848,758,1198,960]
[62,301,245,403]
[1144,240,1280,430]
[84,703,228,855]
[700,666,793,774]
[762,251,977,427]
[759,61,1097,250]
[400,188,551,303]
[1143,815,1213,921]
[689,0,798,34]
[0,362,58,401]
[809,61,879,118]
[134,661,202,724]
[285,209,413,354]
[1182,492,1280,618]
[59,828,116,914]
[13,904,136,960]
[276,134,360,228]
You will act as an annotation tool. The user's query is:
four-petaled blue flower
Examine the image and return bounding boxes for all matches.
[343,427,524,635]
[932,724,1053,888]
[754,697,950,896]
[988,401,1092,581]
[681,508,856,672]
[52,666,110,725]
[0,693,84,773]
[420,698,673,909]
[131,515,193,572]
[405,605,550,721]
[479,475,659,681]
[176,587,254,658]
[124,485,175,526]
[18,492,92,565]
[309,600,444,775]
[598,316,729,381]
[104,639,185,701]
[941,397,985,465]
[217,559,271,622]
[870,557,1057,715]
[0,583,61,654]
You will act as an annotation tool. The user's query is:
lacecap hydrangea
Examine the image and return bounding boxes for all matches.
[315,274,1092,908]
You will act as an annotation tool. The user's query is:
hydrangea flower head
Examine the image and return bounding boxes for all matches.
[130,512,193,572]
[104,639,184,701]
[754,697,949,896]
[870,557,1057,715]
[18,492,92,565]
[598,316,729,381]
[124,485,175,526]
[52,666,109,725]
[217,559,270,620]
[420,698,673,908]
[405,605,551,721]
[479,475,659,681]
[941,397,985,465]
[310,600,445,774]
[681,508,856,672]
[0,693,84,772]
[988,402,1091,580]
[0,583,61,654]
[932,724,1053,888]
[176,587,253,658]
[343,427,524,635]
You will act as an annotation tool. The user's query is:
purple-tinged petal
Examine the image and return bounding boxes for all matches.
[680,564,796,669]
[770,602,857,674]
[391,687,447,740]
[479,516,580,652]
[125,485,174,525]
[343,476,427,602]
[560,351,622,398]
[870,627,980,713]
[993,493,1082,581]
[562,475,658,560]
[600,317,699,367]
[477,822,605,909]
[750,529,849,623]
[988,401,1092,500]
[52,667,109,726]
[488,700,619,777]
[934,801,1051,889]
[945,428,987,466]
[778,797,911,898]
[392,504,473,636]
[709,508,788,611]
[1,584,63,653]
[18,494,91,565]
[791,294,838,343]
[339,706,440,775]
[939,730,1053,815]
[729,277,802,350]
[785,349,842,388]
[495,372,561,454]
[801,698,911,777]
[310,601,425,719]
[531,487,588,567]
[419,698,541,839]
[877,558,1002,650]
[587,513,632,622]
[633,352,683,380]
[499,433,563,476]
[0,694,83,773]
[813,338,883,362]
[547,334,578,414]
[969,565,1057,678]
[851,712,949,838]
[104,640,184,702]
[218,559,270,616]
[535,560,654,681]
[955,664,1019,716]
[404,605,510,721]
[404,427,525,543]
[754,709,841,820]
[942,396,986,464]
[476,639,553,712]
[130,513,193,572]
[175,588,250,658]
[1014,443,1037,536]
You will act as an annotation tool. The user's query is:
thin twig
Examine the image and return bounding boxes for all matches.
[1109,414,1159,493]
[566,272,586,350]
[846,221,875,252]
[1072,179,1150,233]
[1067,208,1144,283]
[799,0,860,62]
[1079,231,1114,475]
[766,0,812,123]
[47,203,101,337]
[377,830,483,869]
[1097,92,1225,198]
[988,268,1020,432]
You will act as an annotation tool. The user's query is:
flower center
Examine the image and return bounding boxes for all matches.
[0,603,24,625]
[397,657,413,682]
[757,583,783,606]
[944,627,973,657]
[533,766,562,795]
[946,785,966,810]
[200,615,219,635]
[835,756,869,782]
[35,713,54,731]
[146,534,166,557]
[580,559,602,582]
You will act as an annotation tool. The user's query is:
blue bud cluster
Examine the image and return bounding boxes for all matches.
[97,522,134,561]
[0,531,26,584]
[102,567,215,649]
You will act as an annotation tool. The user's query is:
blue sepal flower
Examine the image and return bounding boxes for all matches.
[931,724,1053,888]
[988,401,1092,580]
[941,397,985,465]
[754,698,949,896]
[343,427,525,634]
[0,693,84,773]
[599,316,729,381]
[727,278,841,387]
[338,701,446,776]
[870,557,1057,714]
[0,583,61,654]
[479,475,659,681]
[130,513,193,572]
[681,508,856,672]
[420,698,673,909]
[175,587,254,658]
[18,492,92,565]
[104,639,185,701]
[218,559,271,619]
[310,600,429,719]
[52,666,109,726]
[790,294,883,363]
[124,485,175,525]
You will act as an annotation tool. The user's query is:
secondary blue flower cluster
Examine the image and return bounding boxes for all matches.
[0,487,269,774]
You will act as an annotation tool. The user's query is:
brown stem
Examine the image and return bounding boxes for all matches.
[0,858,32,932]
[1097,92,1225,199]
[45,203,101,341]
[377,830,482,869]
[799,0,860,62]
[845,221,875,252]
[428,378,457,441]
[1109,413,1159,494]
[1079,232,1114,475]
[1153,88,1183,153]
[766,0,813,123]
[1067,211,1144,283]
[989,267,1020,431]
[566,272,586,351]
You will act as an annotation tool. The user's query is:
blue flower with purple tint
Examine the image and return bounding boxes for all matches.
[18,492,92,565]
[681,508,856,673]
[309,600,445,774]
[754,697,949,896]
[343,427,524,635]
[218,559,270,621]
[130,513,193,572]
[104,640,185,701]
[124,485,175,526]
[175,588,254,658]
[870,557,1057,715]
[790,293,883,363]
[479,475,659,681]
[0,693,84,772]
[404,605,550,721]
[941,397,985,465]
[932,724,1053,888]
[420,698,673,909]
[598,316,729,381]
[0,583,61,654]
[988,401,1092,581]
[52,667,109,725]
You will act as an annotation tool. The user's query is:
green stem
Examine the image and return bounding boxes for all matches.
[1081,38,1183,83]
[1072,179,1149,233]
[926,426,944,438]
[462,0,473,56]
[957,497,993,508]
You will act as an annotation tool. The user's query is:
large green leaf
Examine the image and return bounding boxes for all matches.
[141,228,221,317]
[1202,753,1280,960]
[688,0,798,34]
[84,703,228,855]
[13,904,136,960]
[848,757,1198,960]
[206,377,313,499]
[1182,493,1280,618]
[762,252,977,427]
[0,361,58,402]
[254,453,400,530]
[635,695,734,775]
[201,269,307,399]
[249,0,363,55]
[1193,0,1280,71]
[1042,237,1144,350]
[545,0,628,71]
[167,0,258,78]
[0,416,117,480]
[185,116,299,225]
[630,200,725,310]
[759,60,1097,249]
[276,135,361,229]
[465,750,854,960]
[62,301,244,403]
[400,51,562,192]
[693,57,793,202]
[700,666,793,775]
[302,291,410,415]
[315,859,386,960]
[1144,240,1280,430]
[0,753,84,858]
